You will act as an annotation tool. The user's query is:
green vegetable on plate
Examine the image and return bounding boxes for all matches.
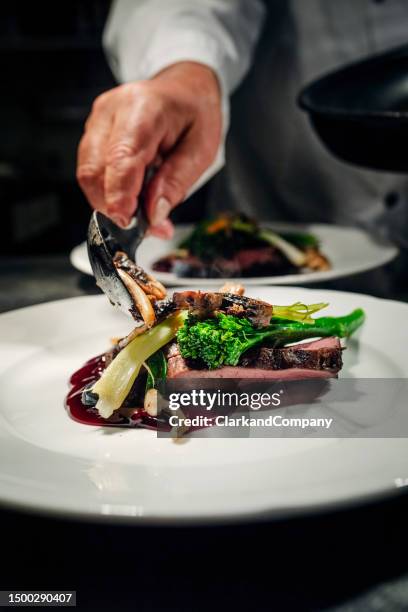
[177,309,365,370]
[92,311,187,419]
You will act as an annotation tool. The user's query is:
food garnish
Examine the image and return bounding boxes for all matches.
[153,213,331,278]
[67,279,364,431]
[92,311,187,418]
[177,308,364,370]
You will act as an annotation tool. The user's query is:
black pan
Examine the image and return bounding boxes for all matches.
[298,44,408,172]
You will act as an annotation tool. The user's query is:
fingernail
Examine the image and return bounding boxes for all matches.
[150,219,174,240]
[151,196,171,226]
[111,213,128,228]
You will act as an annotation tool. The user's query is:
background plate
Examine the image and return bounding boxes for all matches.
[0,287,407,523]
[70,223,398,285]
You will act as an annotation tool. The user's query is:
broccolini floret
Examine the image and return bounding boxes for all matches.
[177,309,365,370]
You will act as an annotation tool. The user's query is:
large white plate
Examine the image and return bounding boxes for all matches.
[70,223,398,285]
[0,287,407,523]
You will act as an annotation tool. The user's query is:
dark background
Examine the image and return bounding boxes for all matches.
[1,491,408,611]
[0,0,204,258]
[0,1,114,255]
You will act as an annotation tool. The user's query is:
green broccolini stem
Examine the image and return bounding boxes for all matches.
[228,309,364,351]
[269,308,365,344]
[177,308,365,368]
[273,301,328,324]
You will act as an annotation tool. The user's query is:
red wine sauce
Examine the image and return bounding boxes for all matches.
[65,355,161,430]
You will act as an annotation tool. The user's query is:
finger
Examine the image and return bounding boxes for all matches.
[76,95,113,213]
[104,97,165,223]
[145,124,216,227]
[149,218,174,239]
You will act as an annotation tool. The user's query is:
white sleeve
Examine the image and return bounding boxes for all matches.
[103,0,265,194]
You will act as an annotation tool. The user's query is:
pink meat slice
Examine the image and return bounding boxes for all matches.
[166,337,342,380]
[234,247,277,269]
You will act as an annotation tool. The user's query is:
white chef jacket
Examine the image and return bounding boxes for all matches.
[104,0,408,245]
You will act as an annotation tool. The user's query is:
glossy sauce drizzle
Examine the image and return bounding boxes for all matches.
[65,355,161,430]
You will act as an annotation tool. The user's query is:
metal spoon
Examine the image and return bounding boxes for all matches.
[87,202,148,318]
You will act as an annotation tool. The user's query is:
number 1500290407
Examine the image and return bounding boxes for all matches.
[1,591,76,607]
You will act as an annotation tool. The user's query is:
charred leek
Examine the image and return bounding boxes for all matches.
[93,311,187,418]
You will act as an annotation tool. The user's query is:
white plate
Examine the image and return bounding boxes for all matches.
[70,223,398,285]
[0,287,407,523]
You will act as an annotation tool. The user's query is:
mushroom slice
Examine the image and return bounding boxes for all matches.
[144,388,158,417]
[116,267,156,327]
[304,248,331,271]
[113,251,166,299]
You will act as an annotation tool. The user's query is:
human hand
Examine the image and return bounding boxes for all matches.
[77,61,222,237]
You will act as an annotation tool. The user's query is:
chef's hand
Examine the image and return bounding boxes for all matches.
[77,62,222,238]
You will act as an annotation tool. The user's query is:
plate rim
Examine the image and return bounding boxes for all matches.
[0,474,405,526]
[69,222,399,284]
[0,290,407,524]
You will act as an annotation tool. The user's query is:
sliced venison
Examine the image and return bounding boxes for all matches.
[173,291,273,328]
[166,337,342,380]
[240,337,342,371]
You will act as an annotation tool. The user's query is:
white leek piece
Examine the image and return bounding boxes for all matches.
[259,229,306,267]
[93,311,187,418]
[231,218,306,268]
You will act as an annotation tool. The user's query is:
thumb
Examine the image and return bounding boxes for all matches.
[146,126,215,228]
[148,218,174,239]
